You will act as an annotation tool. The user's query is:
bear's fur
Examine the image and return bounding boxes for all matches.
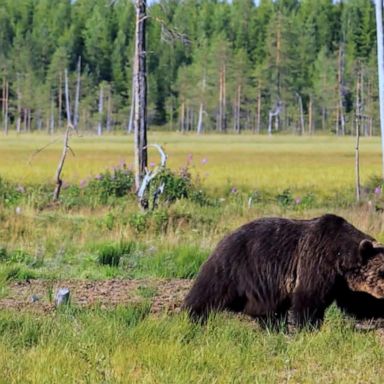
[183,214,384,328]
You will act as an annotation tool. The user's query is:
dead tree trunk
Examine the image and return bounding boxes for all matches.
[197,73,206,134]
[64,69,72,126]
[16,75,21,134]
[73,57,81,132]
[97,84,103,136]
[2,78,8,135]
[255,88,261,134]
[337,44,346,136]
[50,96,55,134]
[58,71,63,129]
[308,95,313,135]
[128,79,135,134]
[107,85,112,132]
[296,92,305,135]
[355,66,362,203]
[133,0,148,194]
[53,70,73,201]
[180,100,185,132]
[218,64,227,132]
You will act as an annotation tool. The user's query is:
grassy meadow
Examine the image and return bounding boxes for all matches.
[1,133,384,383]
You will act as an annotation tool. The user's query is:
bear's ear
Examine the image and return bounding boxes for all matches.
[359,239,374,262]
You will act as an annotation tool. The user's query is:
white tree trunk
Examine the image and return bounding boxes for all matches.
[375,0,384,177]
[97,84,103,136]
[73,57,81,131]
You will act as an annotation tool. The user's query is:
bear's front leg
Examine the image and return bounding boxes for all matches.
[290,290,327,330]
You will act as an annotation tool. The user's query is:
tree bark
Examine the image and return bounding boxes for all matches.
[355,66,361,203]
[97,84,103,136]
[133,0,148,193]
[376,0,384,176]
[308,95,313,135]
[107,85,112,133]
[16,75,21,134]
[58,71,62,129]
[64,69,72,126]
[73,57,81,132]
[337,44,346,136]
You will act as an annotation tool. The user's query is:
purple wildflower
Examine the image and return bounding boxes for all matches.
[295,197,301,204]
[149,162,156,168]
[231,187,237,194]
[95,174,102,180]
[374,186,382,195]
[79,179,87,188]
[201,158,208,165]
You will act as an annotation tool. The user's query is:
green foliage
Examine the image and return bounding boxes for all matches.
[96,241,137,267]
[276,189,294,208]
[0,177,23,207]
[85,166,135,204]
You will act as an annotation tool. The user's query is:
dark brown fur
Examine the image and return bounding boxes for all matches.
[183,214,384,328]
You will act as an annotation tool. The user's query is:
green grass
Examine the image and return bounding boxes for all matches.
[2,133,384,383]
[0,307,383,383]
[0,133,382,194]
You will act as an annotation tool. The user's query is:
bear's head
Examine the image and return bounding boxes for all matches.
[344,240,384,299]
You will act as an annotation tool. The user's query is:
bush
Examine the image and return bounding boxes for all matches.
[84,166,135,204]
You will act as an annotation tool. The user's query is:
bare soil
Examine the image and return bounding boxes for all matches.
[0,278,193,314]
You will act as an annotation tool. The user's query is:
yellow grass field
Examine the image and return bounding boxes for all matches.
[0,132,382,194]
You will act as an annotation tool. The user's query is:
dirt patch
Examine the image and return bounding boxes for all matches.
[0,278,193,314]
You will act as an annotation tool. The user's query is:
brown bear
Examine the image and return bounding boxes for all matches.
[183,214,384,328]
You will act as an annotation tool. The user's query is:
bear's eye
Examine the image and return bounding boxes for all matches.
[379,271,384,279]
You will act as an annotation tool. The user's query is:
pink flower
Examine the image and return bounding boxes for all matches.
[374,186,382,195]
[149,162,156,168]
[295,197,301,204]
[95,174,102,180]
[201,158,208,165]
[231,187,237,194]
[79,179,87,188]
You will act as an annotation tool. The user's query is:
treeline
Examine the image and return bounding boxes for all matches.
[0,0,379,135]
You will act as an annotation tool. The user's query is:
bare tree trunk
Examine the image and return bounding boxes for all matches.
[180,100,185,132]
[134,0,148,194]
[27,109,32,132]
[53,125,70,201]
[50,96,55,134]
[128,80,135,133]
[73,57,81,132]
[53,69,73,202]
[308,95,313,135]
[218,65,227,132]
[297,92,305,135]
[58,71,62,129]
[3,79,8,135]
[355,66,361,203]
[16,75,21,134]
[97,84,103,136]
[197,102,204,134]
[338,44,346,136]
[23,108,27,132]
[376,0,384,176]
[322,107,326,131]
[255,88,261,133]
[64,69,72,126]
[107,85,112,133]
[197,73,206,134]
